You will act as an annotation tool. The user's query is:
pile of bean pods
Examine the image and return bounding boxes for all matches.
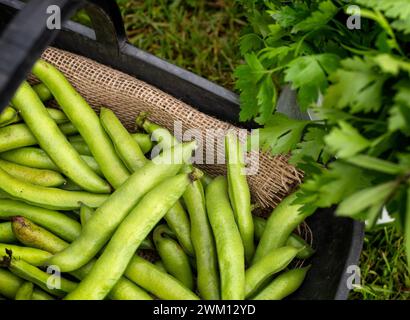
[0,59,314,300]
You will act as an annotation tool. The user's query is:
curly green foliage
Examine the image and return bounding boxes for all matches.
[236,0,410,270]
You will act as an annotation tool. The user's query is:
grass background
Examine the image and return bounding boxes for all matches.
[117,0,245,90]
[80,0,409,300]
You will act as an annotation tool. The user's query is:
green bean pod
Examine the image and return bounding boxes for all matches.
[253,216,266,241]
[164,201,194,256]
[0,123,37,153]
[0,269,53,300]
[0,222,16,243]
[251,266,311,300]
[225,133,254,263]
[200,173,213,188]
[70,140,92,156]
[0,106,19,127]
[205,176,245,300]
[67,135,84,142]
[134,119,194,255]
[183,179,220,300]
[58,122,78,135]
[0,120,81,153]
[105,276,153,300]
[0,255,78,297]
[12,217,68,254]
[100,107,147,171]
[153,225,194,290]
[135,113,178,152]
[0,147,61,170]
[45,108,68,124]
[32,83,53,102]
[65,171,198,300]
[1,147,102,176]
[0,167,109,210]
[286,234,315,260]
[245,246,299,298]
[0,190,10,199]
[31,289,54,300]
[154,260,168,273]
[15,281,34,300]
[253,193,312,264]
[0,268,23,299]
[72,258,155,301]
[11,81,110,193]
[140,238,155,251]
[13,216,152,300]
[59,179,83,191]
[0,199,81,241]
[132,119,195,257]
[0,158,66,187]
[125,256,200,300]
[47,142,196,272]
[132,133,154,154]
[69,133,153,155]
[32,60,130,188]
[0,243,52,266]
[80,204,94,226]
[253,216,315,260]
[12,216,68,253]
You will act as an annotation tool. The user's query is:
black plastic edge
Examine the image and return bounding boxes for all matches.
[334,221,365,300]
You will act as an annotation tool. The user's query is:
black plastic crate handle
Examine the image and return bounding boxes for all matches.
[0,0,126,110]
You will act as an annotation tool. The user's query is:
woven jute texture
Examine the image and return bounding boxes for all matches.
[38,47,302,210]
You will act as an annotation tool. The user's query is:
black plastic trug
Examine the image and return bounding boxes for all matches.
[0,0,364,300]
[0,0,78,110]
[0,0,126,110]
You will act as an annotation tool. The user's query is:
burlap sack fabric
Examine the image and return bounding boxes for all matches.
[36,47,303,213]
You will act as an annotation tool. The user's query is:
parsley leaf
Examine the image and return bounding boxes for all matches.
[239,33,263,55]
[269,3,310,29]
[324,56,388,113]
[357,0,410,34]
[324,121,371,158]
[337,181,397,220]
[290,126,331,165]
[284,54,340,110]
[234,53,266,122]
[255,75,277,125]
[292,0,338,33]
[373,54,410,75]
[295,161,374,209]
[389,81,410,135]
[259,45,296,65]
[249,113,308,154]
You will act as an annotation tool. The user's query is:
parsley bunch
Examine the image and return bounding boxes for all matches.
[235,0,410,266]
